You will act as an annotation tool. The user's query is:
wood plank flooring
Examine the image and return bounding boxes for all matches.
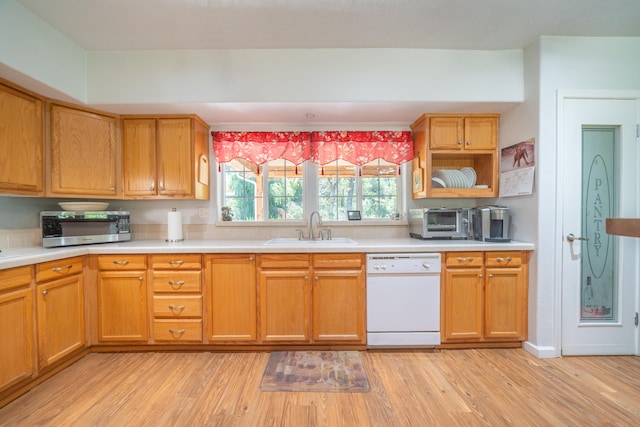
[1,348,639,426]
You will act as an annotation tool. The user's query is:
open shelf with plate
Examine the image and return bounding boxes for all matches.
[411,114,499,199]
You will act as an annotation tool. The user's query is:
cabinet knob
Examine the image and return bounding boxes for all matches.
[42,290,48,296]
[138,277,143,281]
[466,140,471,145]
[457,140,463,145]
[249,256,254,262]
[489,274,494,278]
[479,274,484,279]
[110,186,115,191]
[304,276,309,281]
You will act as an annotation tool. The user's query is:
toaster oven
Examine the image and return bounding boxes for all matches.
[41,211,131,248]
[409,208,470,240]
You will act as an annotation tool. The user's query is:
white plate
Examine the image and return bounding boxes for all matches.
[460,167,476,187]
[58,202,110,211]
[432,176,446,188]
[433,170,451,187]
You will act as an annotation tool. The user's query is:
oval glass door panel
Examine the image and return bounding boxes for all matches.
[581,128,616,322]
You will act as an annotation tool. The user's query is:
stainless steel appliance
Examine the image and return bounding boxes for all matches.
[41,211,131,248]
[471,205,511,242]
[366,253,441,347]
[408,207,470,240]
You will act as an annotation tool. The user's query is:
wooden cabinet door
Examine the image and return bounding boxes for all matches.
[123,118,157,197]
[49,104,120,197]
[157,118,193,197]
[97,271,148,342]
[36,275,85,367]
[0,288,34,391]
[443,268,484,341]
[0,82,43,195]
[484,267,526,340]
[429,116,464,150]
[259,270,311,342]
[313,270,365,343]
[464,117,497,150]
[206,255,257,342]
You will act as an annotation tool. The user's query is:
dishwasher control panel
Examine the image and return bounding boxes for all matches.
[366,253,441,274]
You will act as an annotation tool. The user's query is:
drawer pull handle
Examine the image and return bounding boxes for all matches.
[169,328,185,334]
[168,305,186,310]
[457,257,474,262]
[495,257,513,262]
[52,264,72,272]
[113,260,129,265]
[168,280,185,287]
[168,260,184,265]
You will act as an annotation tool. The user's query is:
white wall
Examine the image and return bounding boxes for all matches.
[86,49,523,105]
[0,0,86,102]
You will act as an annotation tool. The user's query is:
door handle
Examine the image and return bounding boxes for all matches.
[567,233,589,242]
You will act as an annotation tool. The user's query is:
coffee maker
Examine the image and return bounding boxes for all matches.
[471,205,511,242]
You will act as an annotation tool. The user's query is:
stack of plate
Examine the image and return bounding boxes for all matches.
[433,169,475,188]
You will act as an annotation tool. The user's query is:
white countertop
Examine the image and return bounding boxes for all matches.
[0,238,535,270]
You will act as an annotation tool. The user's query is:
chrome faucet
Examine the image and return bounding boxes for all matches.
[309,211,322,240]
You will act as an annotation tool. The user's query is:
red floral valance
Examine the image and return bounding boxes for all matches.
[310,131,413,166]
[211,130,414,167]
[211,131,311,165]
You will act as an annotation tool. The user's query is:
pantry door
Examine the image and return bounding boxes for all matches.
[560,96,639,356]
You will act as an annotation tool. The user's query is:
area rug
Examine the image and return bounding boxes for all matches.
[260,351,371,392]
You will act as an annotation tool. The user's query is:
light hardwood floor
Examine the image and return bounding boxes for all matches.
[1,349,639,426]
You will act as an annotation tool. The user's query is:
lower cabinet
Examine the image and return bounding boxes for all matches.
[0,267,34,392]
[259,255,312,343]
[206,254,257,342]
[442,251,528,344]
[312,254,366,344]
[257,253,366,345]
[151,254,203,343]
[96,255,148,342]
[36,257,85,367]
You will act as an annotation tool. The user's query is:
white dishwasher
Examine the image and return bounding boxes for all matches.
[366,253,441,348]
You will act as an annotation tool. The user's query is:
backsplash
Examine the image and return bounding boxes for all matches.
[0,223,409,249]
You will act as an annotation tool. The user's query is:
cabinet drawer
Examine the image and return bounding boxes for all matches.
[153,319,203,342]
[98,255,147,270]
[152,271,202,293]
[36,257,83,282]
[445,252,483,268]
[153,295,203,317]
[313,253,363,269]
[151,254,201,269]
[0,265,32,292]
[258,254,310,269]
[485,252,524,267]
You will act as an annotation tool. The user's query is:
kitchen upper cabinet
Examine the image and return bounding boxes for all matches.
[48,102,120,198]
[96,255,148,343]
[0,266,34,393]
[0,79,44,196]
[312,254,365,344]
[258,254,312,343]
[411,114,499,199]
[35,257,85,368]
[206,254,257,342]
[122,115,210,200]
[441,251,528,345]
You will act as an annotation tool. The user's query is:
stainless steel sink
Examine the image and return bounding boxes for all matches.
[263,237,357,246]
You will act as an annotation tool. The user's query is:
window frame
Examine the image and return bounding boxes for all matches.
[216,159,407,224]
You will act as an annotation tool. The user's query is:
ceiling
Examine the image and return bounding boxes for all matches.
[16,0,640,125]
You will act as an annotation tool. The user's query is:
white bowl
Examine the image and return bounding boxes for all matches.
[58,202,110,211]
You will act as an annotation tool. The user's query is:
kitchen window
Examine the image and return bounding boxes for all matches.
[213,130,412,223]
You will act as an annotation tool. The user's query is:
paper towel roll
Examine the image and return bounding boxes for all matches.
[167,210,183,242]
